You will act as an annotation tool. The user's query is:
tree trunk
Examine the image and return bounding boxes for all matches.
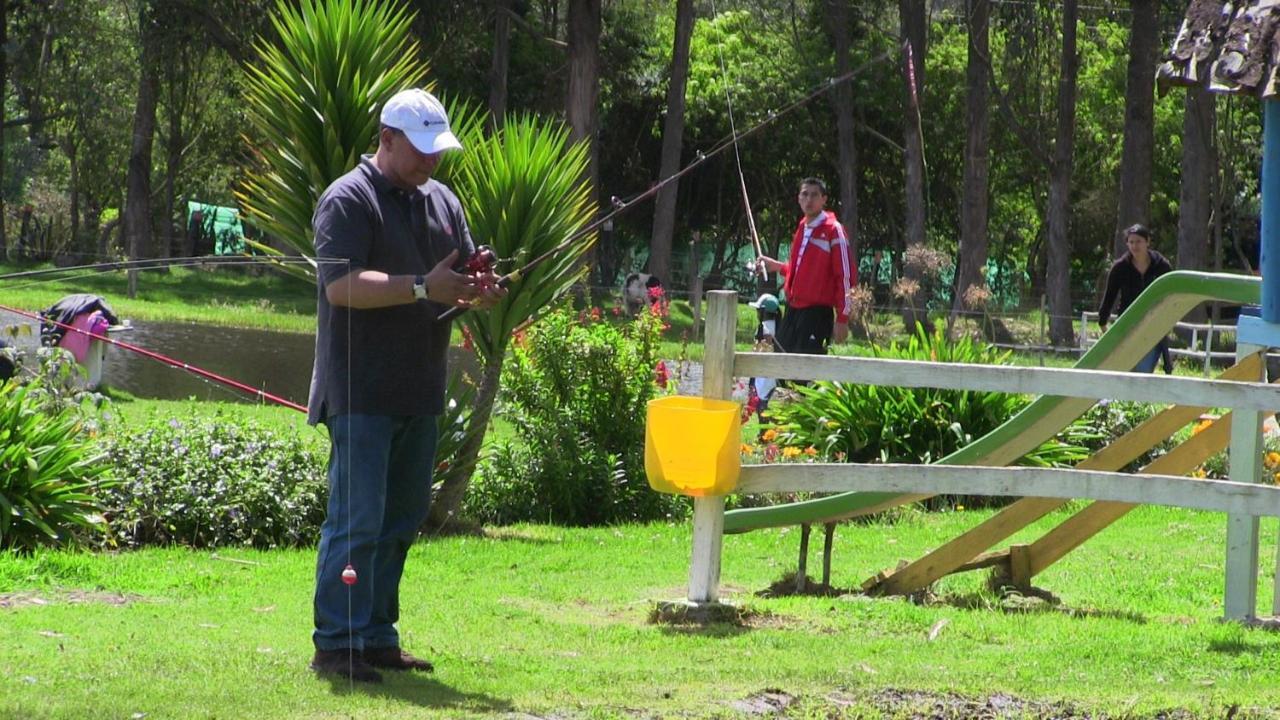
[124,3,160,296]
[1178,86,1217,325]
[827,0,859,268]
[0,0,8,257]
[488,0,511,131]
[68,139,80,253]
[648,0,694,284]
[1045,0,1078,347]
[899,0,927,331]
[427,351,505,529]
[566,0,601,283]
[951,0,991,329]
[1111,0,1157,259]
[162,80,182,260]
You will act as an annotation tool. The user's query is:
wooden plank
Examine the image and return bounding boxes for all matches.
[1008,544,1033,587]
[1024,410,1238,578]
[686,291,738,604]
[737,457,1280,516]
[865,358,1265,595]
[733,353,1280,413]
[953,550,1013,573]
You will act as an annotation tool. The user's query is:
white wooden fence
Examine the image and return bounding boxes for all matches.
[684,291,1278,621]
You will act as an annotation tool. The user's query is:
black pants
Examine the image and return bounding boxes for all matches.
[777,305,834,355]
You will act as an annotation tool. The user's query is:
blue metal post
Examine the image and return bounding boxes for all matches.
[1263,100,1280,322]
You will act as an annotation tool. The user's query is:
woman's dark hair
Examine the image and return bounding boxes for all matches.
[1124,223,1151,241]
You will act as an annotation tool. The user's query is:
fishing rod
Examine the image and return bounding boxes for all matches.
[439,48,898,322]
[0,302,308,414]
[0,254,317,287]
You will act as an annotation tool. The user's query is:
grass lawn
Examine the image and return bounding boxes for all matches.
[2,506,1279,719]
[0,261,316,333]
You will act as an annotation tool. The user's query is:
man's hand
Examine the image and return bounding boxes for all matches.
[758,255,785,272]
[832,322,849,345]
[469,269,508,310]
[425,250,482,306]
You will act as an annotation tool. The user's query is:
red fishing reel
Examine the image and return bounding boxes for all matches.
[463,246,498,275]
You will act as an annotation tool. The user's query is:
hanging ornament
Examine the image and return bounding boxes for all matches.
[341,564,358,585]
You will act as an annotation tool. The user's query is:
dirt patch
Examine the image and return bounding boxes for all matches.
[0,590,142,609]
[862,688,1089,719]
[647,600,789,630]
[756,572,849,598]
[730,689,796,715]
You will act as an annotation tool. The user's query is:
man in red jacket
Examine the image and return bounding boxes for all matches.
[757,178,854,354]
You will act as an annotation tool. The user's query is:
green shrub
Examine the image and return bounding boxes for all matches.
[0,350,114,552]
[466,305,687,525]
[773,323,1030,464]
[102,411,327,548]
[769,323,1089,508]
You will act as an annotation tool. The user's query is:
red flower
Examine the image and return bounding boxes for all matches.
[655,360,669,389]
[461,325,474,352]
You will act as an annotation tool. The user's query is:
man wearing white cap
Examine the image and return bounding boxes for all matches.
[307,88,503,683]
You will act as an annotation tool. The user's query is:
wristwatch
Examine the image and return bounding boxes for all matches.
[411,274,428,301]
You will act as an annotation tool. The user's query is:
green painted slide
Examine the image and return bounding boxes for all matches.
[723,271,1262,534]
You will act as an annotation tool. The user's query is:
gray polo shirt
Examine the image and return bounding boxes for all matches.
[307,157,474,425]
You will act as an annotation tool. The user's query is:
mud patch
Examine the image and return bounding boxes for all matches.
[0,590,142,609]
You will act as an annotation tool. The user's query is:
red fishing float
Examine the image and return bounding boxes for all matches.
[341,564,358,585]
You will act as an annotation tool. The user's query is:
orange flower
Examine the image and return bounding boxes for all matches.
[803,446,818,457]
[761,428,778,442]
[782,447,801,459]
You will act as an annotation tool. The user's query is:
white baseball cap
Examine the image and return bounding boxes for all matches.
[380,89,462,154]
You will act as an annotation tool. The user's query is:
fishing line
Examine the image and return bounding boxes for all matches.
[437,47,898,322]
[707,0,767,282]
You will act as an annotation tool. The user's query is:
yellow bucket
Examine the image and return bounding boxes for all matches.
[645,396,741,497]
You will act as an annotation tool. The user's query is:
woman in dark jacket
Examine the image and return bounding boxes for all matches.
[1098,223,1174,373]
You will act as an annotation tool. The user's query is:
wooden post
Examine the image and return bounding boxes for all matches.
[796,523,811,593]
[689,231,702,342]
[1038,294,1046,367]
[687,290,737,604]
[1224,345,1265,621]
[1008,544,1032,588]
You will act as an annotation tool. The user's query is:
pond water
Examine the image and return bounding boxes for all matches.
[102,322,317,405]
[0,312,703,404]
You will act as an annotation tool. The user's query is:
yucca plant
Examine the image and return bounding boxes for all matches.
[0,381,114,551]
[236,0,428,272]
[428,115,596,527]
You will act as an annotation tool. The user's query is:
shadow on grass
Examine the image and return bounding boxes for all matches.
[320,674,513,713]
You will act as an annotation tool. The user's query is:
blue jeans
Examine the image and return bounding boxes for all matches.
[313,414,439,652]
[1134,346,1160,373]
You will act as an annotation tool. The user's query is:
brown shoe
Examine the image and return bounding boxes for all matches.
[310,648,383,683]
[362,646,434,673]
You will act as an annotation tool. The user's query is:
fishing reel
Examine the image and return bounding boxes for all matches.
[463,245,499,276]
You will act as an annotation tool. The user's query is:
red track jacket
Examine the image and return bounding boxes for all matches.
[778,210,854,322]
